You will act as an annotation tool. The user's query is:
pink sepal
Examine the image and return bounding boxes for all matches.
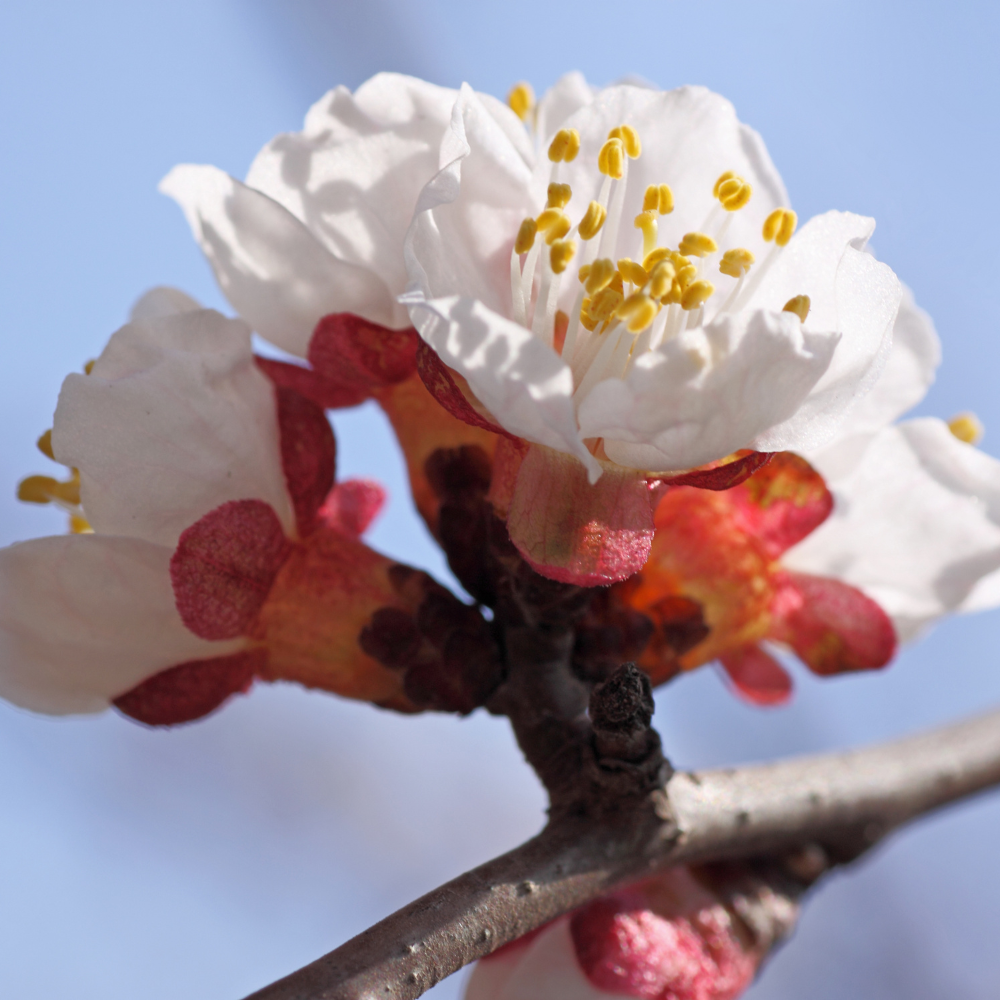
[319,479,387,537]
[171,499,292,641]
[719,645,793,706]
[506,445,654,586]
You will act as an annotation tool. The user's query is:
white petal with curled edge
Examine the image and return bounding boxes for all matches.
[405,84,537,315]
[464,919,612,1000]
[52,308,295,547]
[748,212,902,453]
[551,85,788,269]
[534,71,595,144]
[247,75,460,304]
[783,418,1000,640]
[405,294,600,479]
[0,534,243,714]
[829,284,941,440]
[579,309,837,472]
[160,164,400,356]
[129,285,201,321]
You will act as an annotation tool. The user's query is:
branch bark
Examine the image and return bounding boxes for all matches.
[245,705,1000,1000]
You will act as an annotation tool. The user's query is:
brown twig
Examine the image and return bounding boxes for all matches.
[245,705,1000,1000]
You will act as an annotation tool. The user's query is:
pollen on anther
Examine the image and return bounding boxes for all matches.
[764,208,797,246]
[716,175,752,211]
[579,201,606,240]
[681,280,714,311]
[548,128,581,163]
[550,240,577,274]
[948,412,984,445]
[598,138,626,179]
[618,258,648,287]
[678,232,718,258]
[536,208,571,244]
[547,182,572,209]
[515,218,537,255]
[584,258,616,294]
[782,295,811,322]
[37,429,55,460]
[617,292,658,333]
[719,248,755,278]
[608,125,641,158]
[507,82,535,122]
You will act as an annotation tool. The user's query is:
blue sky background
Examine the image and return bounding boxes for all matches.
[2,2,999,997]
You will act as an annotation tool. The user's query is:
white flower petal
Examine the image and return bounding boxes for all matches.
[749,212,902,453]
[130,286,201,321]
[552,85,788,263]
[579,309,837,471]
[246,75,464,305]
[405,84,538,315]
[406,294,599,478]
[52,308,295,547]
[534,71,595,143]
[0,535,241,714]
[160,164,398,356]
[830,284,941,440]
[784,418,1000,640]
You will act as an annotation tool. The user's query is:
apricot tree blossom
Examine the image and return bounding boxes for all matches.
[5,70,1000,1000]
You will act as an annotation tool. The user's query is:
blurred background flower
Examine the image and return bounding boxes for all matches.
[2,2,999,997]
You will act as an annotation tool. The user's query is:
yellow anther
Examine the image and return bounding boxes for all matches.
[584,258,616,294]
[548,128,581,163]
[70,514,93,534]
[782,295,811,323]
[17,475,61,504]
[536,208,571,244]
[598,138,626,179]
[642,183,674,216]
[507,82,535,122]
[578,200,607,241]
[618,258,648,288]
[763,208,798,247]
[578,264,592,283]
[579,299,600,332]
[515,217,537,255]
[678,232,718,258]
[84,359,95,374]
[713,171,736,197]
[547,182,572,209]
[643,247,670,271]
[948,412,985,445]
[647,261,677,299]
[37,429,55,460]
[717,175,752,211]
[550,239,577,275]
[633,211,658,259]
[616,292,659,333]
[608,125,641,158]
[590,286,624,321]
[719,248,755,278]
[681,280,715,311]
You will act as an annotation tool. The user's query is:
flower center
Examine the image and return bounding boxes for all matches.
[505,93,809,416]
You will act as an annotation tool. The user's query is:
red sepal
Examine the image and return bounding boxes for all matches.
[651,450,773,491]
[727,452,832,558]
[775,572,897,675]
[308,313,418,392]
[274,386,336,537]
[319,478,386,537]
[506,445,654,586]
[255,356,369,410]
[415,340,517,440]
[113,648,265,726]
[171,499,291,640]
[719,645,793,706]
